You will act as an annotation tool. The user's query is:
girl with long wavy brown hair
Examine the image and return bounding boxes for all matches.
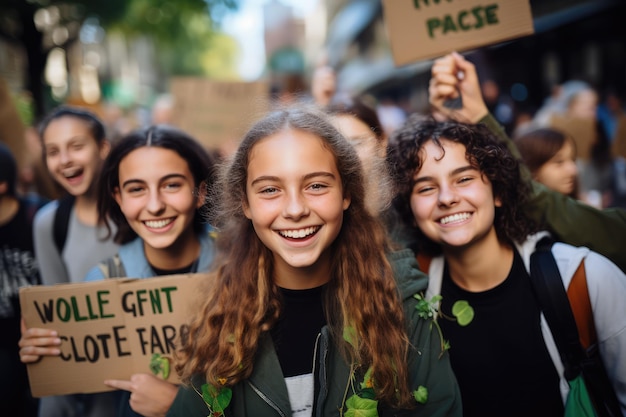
[168,107,461,417]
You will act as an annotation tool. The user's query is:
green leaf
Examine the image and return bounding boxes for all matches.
[413,385,428,404]
[149,353,163,375]
[360,367,374,390]
[345,394,379,417]
[343,326,357,348]
[452,300,474,326]
[148,353,170,379]
[161,357,170,379]
[201,384,232,414]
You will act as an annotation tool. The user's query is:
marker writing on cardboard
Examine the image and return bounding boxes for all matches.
[33,290,115,323]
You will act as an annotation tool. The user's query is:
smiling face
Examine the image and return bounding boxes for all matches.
[410,139,501,252]
[534,139,578,196]
[243,128,350,289]
[42,116,109,197]
[114,147,203,256]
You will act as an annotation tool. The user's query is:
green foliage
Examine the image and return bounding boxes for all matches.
[343,326,357,348]
[413,385,428,404]
[148,353,170,379]
[108,0,240,77]
[345,394,379,417]
[452,300,475,326]
[201,382,233,417]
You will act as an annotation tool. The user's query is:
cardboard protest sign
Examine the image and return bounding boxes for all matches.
[169,78,269,150]
[550,115,597,161]
[611,115,626,159]
[19,273,210,397]
[382,0,534,66]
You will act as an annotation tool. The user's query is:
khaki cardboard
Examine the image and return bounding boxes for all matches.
[19,273,210,397]
[382,0,534,66]
[549,115,597,161]
[169,78,269,150]
[611,115,626,159]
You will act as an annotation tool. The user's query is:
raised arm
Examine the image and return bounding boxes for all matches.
[428,52,626,272]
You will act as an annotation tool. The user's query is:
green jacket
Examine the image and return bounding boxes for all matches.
[480,114,626,272]
[166,249,462,417]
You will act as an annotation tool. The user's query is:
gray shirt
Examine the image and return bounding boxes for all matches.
[33,200,119,285]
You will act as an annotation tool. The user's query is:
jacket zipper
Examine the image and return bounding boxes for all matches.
[248,381,287,417]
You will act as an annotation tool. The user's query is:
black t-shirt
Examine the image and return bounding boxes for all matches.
[439,250,564,417]
[271,285,327,378]
[0,199,40,348]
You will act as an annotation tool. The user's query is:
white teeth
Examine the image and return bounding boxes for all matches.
[63,168,82,178]
[279,227,319,239]
[439,213,471,225]
[144,218,174,228]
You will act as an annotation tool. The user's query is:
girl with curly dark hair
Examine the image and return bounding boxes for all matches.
[386,116,626,417]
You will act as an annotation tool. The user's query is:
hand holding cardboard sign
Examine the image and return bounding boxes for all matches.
[104,373,178,417]
[429,52,489,124]
[18,318,61,363]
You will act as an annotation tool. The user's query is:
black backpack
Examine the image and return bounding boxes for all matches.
[52,195,75,254]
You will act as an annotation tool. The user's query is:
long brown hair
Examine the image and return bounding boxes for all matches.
[175,107,415,407]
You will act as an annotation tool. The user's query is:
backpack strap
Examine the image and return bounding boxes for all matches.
[529,238,585,378]
[53,195,76,254]
[416,252,433,274]
[530,239,623,417]
[567,261,596,350]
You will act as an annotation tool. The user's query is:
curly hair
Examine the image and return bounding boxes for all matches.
[96,125,216,244]
[175,106,416,408]
[386,115,539,255]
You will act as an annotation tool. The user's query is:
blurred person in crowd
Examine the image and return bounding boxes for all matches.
[481,78,515,134]
[514,128,580,199]
[597,88,625,142]
[310,65,336,107]
[19,126,63,200]
[376,94,407,138]
[21,106,120,417]
[151,94,175,125]
[529,79,613,207]
[428,51,626,272]
[21,125,218,417]
[0,143,45,417]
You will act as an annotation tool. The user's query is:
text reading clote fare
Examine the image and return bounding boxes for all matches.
[31,286,188,363]
[413,0,501,39]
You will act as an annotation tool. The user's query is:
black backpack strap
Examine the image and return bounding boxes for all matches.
[530,238,623,417]
[53,195,75,254]
[529,237,586,379]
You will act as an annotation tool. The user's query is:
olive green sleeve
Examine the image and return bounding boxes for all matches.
[478,113,626,272]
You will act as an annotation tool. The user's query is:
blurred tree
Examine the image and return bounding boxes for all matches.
[110,0,239,78]
[0,0,238,118]
[0,0,129,118]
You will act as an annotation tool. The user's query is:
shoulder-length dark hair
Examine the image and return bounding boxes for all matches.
[387,115,539,255]
[326,94,386,143]
[514,127,579,198]
[97,124,216,244]
[176,106,416,408]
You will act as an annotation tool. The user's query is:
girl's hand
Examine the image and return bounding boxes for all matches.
[429,51,489,124]
[18,318,62,363]
[105,373,178,417]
